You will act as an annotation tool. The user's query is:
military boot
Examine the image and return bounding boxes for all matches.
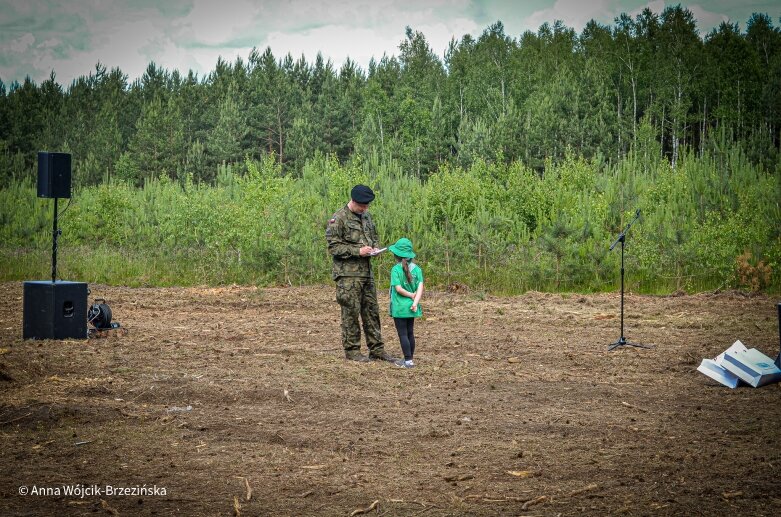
[345,352,371,363]
[369,350,399,362]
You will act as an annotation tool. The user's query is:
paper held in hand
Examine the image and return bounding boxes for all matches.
[369,247,387,256]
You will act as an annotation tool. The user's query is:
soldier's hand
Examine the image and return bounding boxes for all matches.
[359,246,374,257]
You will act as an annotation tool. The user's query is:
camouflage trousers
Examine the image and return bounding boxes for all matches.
[335,276,385,356]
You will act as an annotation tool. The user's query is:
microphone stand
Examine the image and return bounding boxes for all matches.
[608,210,652,351]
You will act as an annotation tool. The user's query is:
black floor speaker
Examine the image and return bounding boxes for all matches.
[23,281,88,339]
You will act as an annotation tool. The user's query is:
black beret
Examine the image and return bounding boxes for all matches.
[350,184,375,203]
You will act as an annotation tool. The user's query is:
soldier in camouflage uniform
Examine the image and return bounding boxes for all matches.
[326,185,398,363]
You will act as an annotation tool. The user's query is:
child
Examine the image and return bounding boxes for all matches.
[388,237,424,368]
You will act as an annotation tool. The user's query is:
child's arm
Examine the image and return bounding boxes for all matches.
[411,282,424,312]
[394,285,416,299]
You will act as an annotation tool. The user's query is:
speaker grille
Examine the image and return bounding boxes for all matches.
[23,281,87,339]
[37,152,72,199]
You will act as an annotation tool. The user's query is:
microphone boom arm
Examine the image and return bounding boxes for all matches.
[610,209,641,251]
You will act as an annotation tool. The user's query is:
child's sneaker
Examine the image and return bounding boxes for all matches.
[394,359,415,368]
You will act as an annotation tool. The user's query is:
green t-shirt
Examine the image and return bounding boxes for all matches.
[389,262,424,318]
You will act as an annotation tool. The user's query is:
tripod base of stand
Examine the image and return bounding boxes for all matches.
[608,336,653,351]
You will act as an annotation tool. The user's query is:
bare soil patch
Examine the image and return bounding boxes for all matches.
[1,282,780,516]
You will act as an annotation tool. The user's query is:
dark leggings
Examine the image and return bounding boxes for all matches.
[393,317,416,360]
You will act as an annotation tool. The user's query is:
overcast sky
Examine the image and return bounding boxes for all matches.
[1,0,778,87]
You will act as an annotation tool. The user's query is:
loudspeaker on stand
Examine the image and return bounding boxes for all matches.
[37,151,71,199]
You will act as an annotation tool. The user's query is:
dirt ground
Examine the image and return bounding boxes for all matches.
[1,281,780,516]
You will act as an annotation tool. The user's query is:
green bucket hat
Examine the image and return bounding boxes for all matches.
[389,237,416,259]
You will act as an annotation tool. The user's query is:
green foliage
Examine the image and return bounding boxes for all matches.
[3,11,781,181]
[2,12,781,293]
[1,147,777,293]
[424,162,487,226]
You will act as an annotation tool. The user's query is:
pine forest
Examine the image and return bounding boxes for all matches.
[1,6,779,293]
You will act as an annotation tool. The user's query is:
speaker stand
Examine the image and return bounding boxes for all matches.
[51,197,59,283]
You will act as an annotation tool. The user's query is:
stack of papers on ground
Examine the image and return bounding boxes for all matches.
[721,342,781,387]
[698,340,781,388]
[697,341,744,388]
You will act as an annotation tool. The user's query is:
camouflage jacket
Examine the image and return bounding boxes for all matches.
[326,205,379,280]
